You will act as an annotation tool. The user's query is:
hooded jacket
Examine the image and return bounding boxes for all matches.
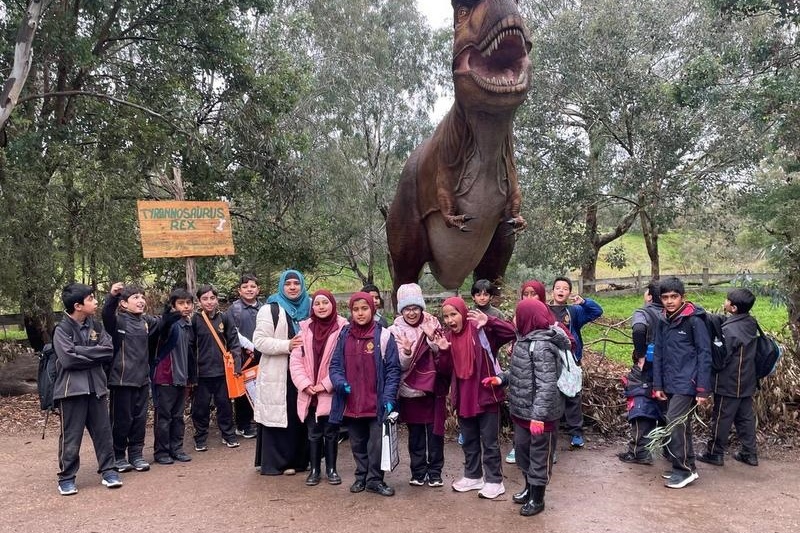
[653,302,712,397]
[714,313,759,397]
[500,325,569,423]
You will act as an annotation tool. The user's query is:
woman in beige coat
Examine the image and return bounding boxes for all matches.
[252,270,311,475]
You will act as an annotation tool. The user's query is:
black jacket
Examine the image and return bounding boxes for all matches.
[102,294,161,387]
[192,310,241,379]
[53,315,114,400]
[714,313,758,397]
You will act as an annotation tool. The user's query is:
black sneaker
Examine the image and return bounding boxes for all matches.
[617,451,653,465]
[130,458,151,472]
[350,480,366,493]
[427,475,444,488]
[58,479,78,496]
[172,452,192,462]
[242,427,257,439]
[194,442,208,452]
[734,451,759,466]
[409,477,426,486]
[155,455,174,465]
[101,471,123,488]
[664,470,698,489]
[366,482,395,497]
[697,452,724,466]
[114,458,134,473]
[222,438,240,448]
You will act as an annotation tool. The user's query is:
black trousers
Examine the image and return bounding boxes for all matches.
[191,376,235,444]
[347,417,384,486]
[706,394,757,456]
[234,394,254,431]
[407,422,444,480]
[57,394,115,482]
[459,411,502,483]
[153,385,186,460]
[562,392,583,437]
[626,417,657,460]
[512,423,557,486]
[109,384,149,461]
[307,407,340,444]
[664,394,697,472]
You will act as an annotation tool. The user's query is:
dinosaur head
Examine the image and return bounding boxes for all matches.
[451,0,532,111]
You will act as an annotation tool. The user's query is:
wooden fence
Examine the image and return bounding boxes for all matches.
[577,269,777,295]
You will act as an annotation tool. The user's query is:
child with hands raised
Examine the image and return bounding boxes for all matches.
[437,297,515,500]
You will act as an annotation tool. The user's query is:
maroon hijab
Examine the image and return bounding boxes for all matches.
[520,279,546,301]
[309,290,339,357]
[515,299,555,336]
[442,296,478,380]
[348,291,376,340]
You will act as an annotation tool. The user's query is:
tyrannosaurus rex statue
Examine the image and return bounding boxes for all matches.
[387,0,532,297]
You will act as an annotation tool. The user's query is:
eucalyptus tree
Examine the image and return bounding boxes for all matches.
[0,0,309,345]
[515,0,762,283]
[294,0,442,285]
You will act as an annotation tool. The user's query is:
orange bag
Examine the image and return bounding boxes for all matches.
[201,311,247,399]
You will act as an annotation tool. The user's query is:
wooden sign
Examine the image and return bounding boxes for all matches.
[137,200,235,258]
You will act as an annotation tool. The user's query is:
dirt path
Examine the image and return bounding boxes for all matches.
[2,428,798,533]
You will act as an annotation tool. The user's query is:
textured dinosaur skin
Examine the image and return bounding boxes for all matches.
[387,0,531,295]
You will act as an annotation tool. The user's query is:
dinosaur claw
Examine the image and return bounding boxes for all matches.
[460,226,473,233]
[462,215,476,223]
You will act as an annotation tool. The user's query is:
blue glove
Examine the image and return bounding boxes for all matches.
[343,383,351,394]
[385,402,394,414]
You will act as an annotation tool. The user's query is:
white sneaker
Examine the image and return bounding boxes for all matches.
[478,482,505,499]
[451,477,485,492]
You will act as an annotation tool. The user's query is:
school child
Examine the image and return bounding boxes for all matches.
[252,269,311,475]
[329,292,401,497]
[483,299,569,516]
[439,296,516,500]
[151,288,195,465]
[471,279,503,318]
[53,283,119,496]
[361,283,389,328]
[698,288,760,467]
[191,284,242,451]
[289,290,349,486]
[389,283,448,487]
[618,281,663,465]
[549,277,603,448]
[653,276,712,489]
[102,282,160,473]
[227,274,262,439]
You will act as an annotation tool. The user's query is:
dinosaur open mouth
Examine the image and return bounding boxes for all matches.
[454,23,531,94]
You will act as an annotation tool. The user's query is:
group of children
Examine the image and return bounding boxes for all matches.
[618,277,764,489]
[51,272,765,513]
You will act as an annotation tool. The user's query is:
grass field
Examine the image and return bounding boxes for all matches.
[582,290,789,364]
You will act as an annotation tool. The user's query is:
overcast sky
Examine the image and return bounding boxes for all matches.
[417,1,451,29]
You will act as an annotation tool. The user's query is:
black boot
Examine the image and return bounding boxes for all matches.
[305,440,322,486]
[512,483,530,504]
[325,436,342,485]
[520,485,545,517]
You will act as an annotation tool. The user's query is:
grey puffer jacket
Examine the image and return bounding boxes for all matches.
[500,325,569,422]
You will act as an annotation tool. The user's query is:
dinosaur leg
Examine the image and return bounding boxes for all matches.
[388,227,430,309]
[473,222,517,288]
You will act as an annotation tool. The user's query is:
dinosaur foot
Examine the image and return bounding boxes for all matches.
[504,216,528,232]
[445,214,476,232]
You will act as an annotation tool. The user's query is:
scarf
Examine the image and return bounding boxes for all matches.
[348,292,377,340]
[267,269,311,332]
[515,299,555,336]
[309,290,339,368]
[442,296,477,380]
[521,279,546,301]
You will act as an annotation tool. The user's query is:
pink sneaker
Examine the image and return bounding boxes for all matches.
[451,477,485,492]
[478,482,505,499]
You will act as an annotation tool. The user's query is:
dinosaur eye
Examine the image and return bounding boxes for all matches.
[456,6,470,24]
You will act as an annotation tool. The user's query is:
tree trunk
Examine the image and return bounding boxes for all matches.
[0,0,50,133]
[640,210,660,279]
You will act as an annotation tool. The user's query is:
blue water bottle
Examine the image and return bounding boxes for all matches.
[645,343,655,362]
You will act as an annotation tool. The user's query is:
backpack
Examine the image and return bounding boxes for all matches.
[556,347,582,397]
[699,313,728,372]
[754,324,782,379]
[37,340,58,412]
